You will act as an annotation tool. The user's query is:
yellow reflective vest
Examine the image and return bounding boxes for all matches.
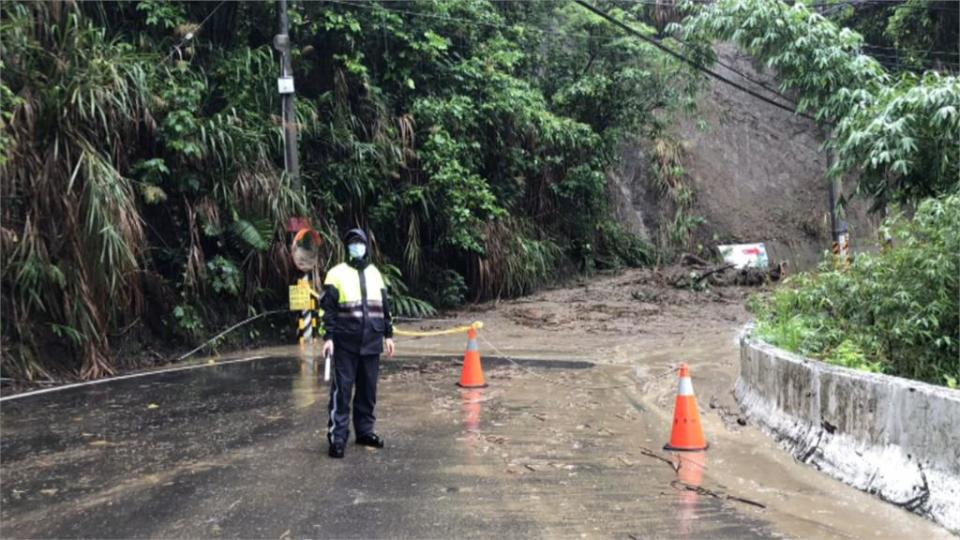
[321,261,393,355]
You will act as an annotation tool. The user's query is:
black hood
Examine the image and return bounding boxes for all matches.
[343,228,369,247]
[343,228,371,269]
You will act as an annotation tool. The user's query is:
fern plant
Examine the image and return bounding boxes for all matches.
[379,264,437,319]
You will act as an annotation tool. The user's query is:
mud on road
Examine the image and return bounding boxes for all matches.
[391,268,952,538]
[2,356,766,539]
[0,268,950,538]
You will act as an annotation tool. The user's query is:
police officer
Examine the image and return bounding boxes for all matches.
[320,228,395,458]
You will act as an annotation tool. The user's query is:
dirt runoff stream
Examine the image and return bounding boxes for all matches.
[388,268,951,539]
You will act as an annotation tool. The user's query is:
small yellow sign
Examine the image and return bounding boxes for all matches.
[289,284,312,311]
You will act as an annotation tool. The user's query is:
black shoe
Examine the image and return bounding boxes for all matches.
[328,441,345,458]
[356,433,385,448]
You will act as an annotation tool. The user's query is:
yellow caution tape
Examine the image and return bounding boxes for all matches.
[393,321,483,337]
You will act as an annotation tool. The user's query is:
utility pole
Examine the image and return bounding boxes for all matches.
[827,153,840,244]
[825,140,848,259]
[275,0,300,190]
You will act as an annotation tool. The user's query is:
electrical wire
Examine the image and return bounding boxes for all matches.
[176,309,288,362]
[477,332,678,391]
[810,0,960,13]
[330,0,949,136]
[573,0,817,120]
[326,0,954,108]
[617,7,807,107]
[862,44,960,57]
[158,0,228,67]
[318,0,956,148]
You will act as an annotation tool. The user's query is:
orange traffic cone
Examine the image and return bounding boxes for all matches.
[664,363,708,451]
[457,327,487,388]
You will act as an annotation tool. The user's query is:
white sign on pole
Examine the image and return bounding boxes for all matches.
[277,77,295,94]
[717,243,769,269]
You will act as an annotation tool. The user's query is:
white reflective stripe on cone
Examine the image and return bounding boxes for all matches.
[678,377,694,396]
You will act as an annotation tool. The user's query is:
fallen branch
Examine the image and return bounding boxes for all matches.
[680,253,711,267]
[695,263,736,282]
[671,480,767,509]
[637,446,679,473]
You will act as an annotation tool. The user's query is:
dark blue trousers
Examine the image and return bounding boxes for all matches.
[326,347,380,445]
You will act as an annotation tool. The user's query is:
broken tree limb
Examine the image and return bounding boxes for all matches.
[680,253,711,267]
[666,261,786,289]
[695,263,736,282]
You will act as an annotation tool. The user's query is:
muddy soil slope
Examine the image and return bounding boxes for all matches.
[610,44,881,270]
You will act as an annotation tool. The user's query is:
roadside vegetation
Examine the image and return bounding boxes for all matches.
[1,0,956,384]
[750,196,959,388]
[0,1,697,380]
[680,0,959,386]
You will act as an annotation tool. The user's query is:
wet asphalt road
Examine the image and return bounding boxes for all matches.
[0,355,772,539]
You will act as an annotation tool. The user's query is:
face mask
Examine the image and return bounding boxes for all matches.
[348,242,366,259]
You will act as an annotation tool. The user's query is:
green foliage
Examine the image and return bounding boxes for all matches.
[596,221,654,269]
[679,0,960,207]
[1,0,692,379]
[229,219,271,252]
[751,194,960,386]
[0,66,21,167]
[472,217,565,299]
[884,0,938,67]
[820,0,958,73]
[649,137,703,261]
[833,72,959,207]
[428,270,468,309]
[379,264,437,318]
[825,339,884,374]
[173,304,204,339]
[1,2,155,378]
[133,158,170,204]
[206,256,241,297]
[136,0,186,30]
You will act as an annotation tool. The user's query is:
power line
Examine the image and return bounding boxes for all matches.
[862,51,960,72]
[326,0,826,117]
[708,58,805,103]
[863,44,960,56]
[324,0,953,125]
[158,0,228,66]
[866,51,960,66]
[573,0,816,120]
[619,10,805,107]
[812,0,960,13]
[326,0,807,110]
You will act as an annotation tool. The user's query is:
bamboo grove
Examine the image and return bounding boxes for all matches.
[1,0,957,382]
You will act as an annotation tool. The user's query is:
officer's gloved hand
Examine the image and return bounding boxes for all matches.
[322,339,334,358]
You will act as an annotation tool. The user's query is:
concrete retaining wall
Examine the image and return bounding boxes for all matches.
[737,328,960,532]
